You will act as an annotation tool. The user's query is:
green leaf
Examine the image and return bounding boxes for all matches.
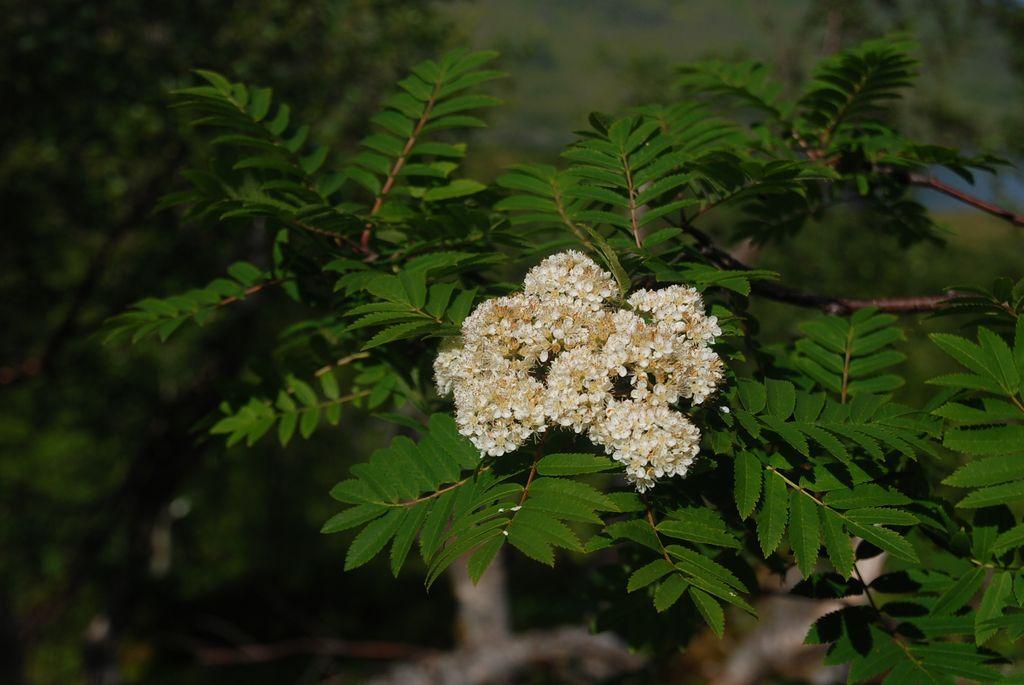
[344,508,404,571]
[789,490,820,577]
[362,321,435,350]
[734,451,763,519]
[930,333,994,378]
[944,425,1024,455]
[287,376,318,406]
[536,453,618,476]
[321,503,387,534]
[299,407,319,438]
[736,379,767,413]
[765,378,796,419]
[659,509,740,548]
[843,508,918,526]
[757,471,789,555]
[528,478,618,512]
[943,453,1024,487]
[390,505,430,577]
[928,372,1005,394]
[822,484,910,509]
[819,508,853,577]
[319,372,340,400]
[931,567,985,615]
[426,522,507,589]
[507,510,582,565]
[419,491,455,561]
[690,587,725,637]
[423,179,487,201]
[398,269,427,308]
[978,327,1020,393]
[957,479,1024,508]
[578,224,630,296]
[847,632,902,683]
[467,536,505,583]
[627,558,674,592]
[976,571,1013,645]
[427,413,481,470]
[991,523,1024,556]
[300,145,328,174]
[844,521,918,563]
[666,545,745,592]
[668,547,754,614]
[277,411,298,446]
[910,643,1003,682]
[604,518,661,552]
[800,318,848,354]
[653,574,689,612]
[523,494,603,524]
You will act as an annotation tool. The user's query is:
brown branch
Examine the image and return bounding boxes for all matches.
[677,221,959,315]
[289,218,377,261]
[314,352,370,378]
[752,281,954,316]
[216,280,282,307]
[196,637,431,666]
[908,172,1024,227]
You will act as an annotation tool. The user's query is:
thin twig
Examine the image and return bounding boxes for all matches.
[643,500,674,565]
[216,280,283,307]
[361,81,440,250]
[908,172,1024,228]
[676,220,959,314]
[620,151,643,248]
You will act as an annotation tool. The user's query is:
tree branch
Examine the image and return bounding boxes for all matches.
[677,221,958,314]
[367,626,644,685]
[752,281,954,316]
[907,172,1024,228]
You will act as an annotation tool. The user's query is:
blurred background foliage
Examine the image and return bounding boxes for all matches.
[2,0,1023,683]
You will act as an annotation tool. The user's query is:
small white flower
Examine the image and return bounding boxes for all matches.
[433,251,725,491]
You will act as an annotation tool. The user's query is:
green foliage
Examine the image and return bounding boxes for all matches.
[933,275,1024,330]
[106,37,1024,680]
[103,261,276,343]
[210,370,375,447]
[797,36,919,147]
[342,48,504,219]
[793,307,907,398]
[323,413,623,584]
[932,318,1024,509]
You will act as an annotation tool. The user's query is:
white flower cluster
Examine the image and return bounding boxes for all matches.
[434,251,724,491]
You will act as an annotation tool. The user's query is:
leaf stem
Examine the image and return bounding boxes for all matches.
[841,325,854,404]
[282,390,371,418]
[314,352,371,378]
[644,500,674,565]
[620,151,643,248]
[392,471,481,508]
[362,77,441,249]
[908,172,1024,228]
[217,279,283,307]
